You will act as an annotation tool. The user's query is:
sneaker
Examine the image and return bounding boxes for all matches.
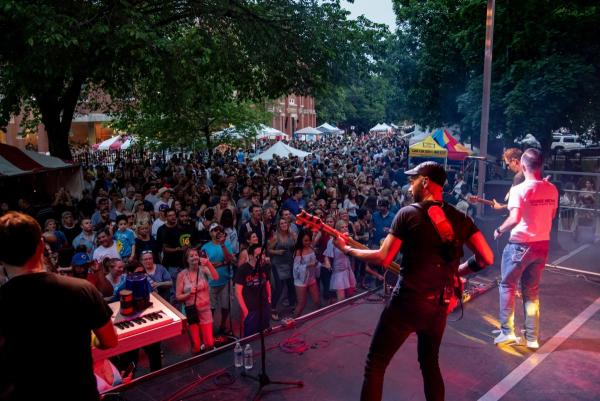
[526,340,539,349]
[494,332,518,345]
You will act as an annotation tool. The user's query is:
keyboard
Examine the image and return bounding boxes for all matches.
[93,293,186,360]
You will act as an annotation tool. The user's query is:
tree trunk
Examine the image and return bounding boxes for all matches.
[205,126,212,163]
[45,120,72,160]
[37,76,83,160]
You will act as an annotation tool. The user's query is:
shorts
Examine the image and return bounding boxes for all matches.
[209,284,230,310]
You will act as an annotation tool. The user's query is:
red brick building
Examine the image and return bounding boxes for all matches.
[268,95,316,137]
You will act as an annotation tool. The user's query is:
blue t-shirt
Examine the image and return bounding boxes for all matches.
[372,211,395,246]
[146,264,172,300]
[114,229,136,258]
[72,232,96,260]
[201,240,233,287]
[282,198,305,216]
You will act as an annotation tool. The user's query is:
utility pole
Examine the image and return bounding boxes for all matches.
[477,0,496,217]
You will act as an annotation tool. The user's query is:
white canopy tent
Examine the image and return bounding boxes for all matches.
[317,123,343,135]
[214,124,289,141]
[121,137,136,150]
[252,141,310,161]
[258,125,289,140]
[369,123,392,133]
[94,135,122,151]
[295,126,321,141]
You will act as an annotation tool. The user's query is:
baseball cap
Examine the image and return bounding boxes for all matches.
[209,223,223,232]
[71,252,91,266]
[158,204,169,212]
[404,161,447,187]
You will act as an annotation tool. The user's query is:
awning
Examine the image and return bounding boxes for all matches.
[432,129,471,161]
[0,143,73,176]
[409,135,448,158]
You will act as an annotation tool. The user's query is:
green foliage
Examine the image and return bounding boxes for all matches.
[315,17,397,132]
[0,0,364,158]
[392,0,600,150]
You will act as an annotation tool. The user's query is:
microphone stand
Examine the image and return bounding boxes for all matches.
[242,249,303,401]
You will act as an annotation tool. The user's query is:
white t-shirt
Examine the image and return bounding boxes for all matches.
[93,243,120,262]
[152,218,166,238]
[507,178,558,243]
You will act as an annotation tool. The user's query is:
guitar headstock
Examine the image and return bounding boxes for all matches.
[296,210,324,233]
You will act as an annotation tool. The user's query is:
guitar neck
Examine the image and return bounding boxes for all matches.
[342,234,401,276]
[296,211,401,275]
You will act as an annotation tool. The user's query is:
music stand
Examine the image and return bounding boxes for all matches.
[242,248,303,400]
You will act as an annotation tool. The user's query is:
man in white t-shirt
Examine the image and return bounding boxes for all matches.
[92,228,121,263]
[492,148,558,349]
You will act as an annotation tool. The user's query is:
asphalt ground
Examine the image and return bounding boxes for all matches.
[113,232,600,401]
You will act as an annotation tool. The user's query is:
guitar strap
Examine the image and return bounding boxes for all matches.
[411,202,456,245]
[411,202,464,314]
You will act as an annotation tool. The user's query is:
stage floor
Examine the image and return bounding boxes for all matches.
[116,236,600,401]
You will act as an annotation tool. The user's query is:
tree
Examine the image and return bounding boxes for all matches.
[0,0,364,159]
[315,16,397,131]
[111,27,270,156]
[392,0,600,150]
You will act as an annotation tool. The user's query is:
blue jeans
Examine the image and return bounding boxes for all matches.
[499,241,549,341]
[361,291,447,401]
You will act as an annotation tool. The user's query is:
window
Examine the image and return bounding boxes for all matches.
[288,97,296,105]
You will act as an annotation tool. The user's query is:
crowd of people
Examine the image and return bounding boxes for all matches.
[0,133,587,397]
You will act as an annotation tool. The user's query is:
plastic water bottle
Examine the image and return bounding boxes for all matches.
[244,344,253,370]
[234,342,243,368]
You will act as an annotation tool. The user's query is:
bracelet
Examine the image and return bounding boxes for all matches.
[467,255,483,272]
[495,228,503,236]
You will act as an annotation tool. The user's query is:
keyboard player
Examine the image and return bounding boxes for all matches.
[0,212,117,401]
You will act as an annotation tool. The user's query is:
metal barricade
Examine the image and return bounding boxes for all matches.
[546,170,600,239]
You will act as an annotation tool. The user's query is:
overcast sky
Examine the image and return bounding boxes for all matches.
[342,0,396,30]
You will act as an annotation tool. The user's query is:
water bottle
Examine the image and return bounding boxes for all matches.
[234,342,243,368]
[244,344,253,370]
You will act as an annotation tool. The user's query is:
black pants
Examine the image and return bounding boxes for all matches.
[114,342,162,373]
[271,267,296,309]
[361,291,447,401]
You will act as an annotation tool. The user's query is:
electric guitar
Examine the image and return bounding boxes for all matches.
[295,210,401,275]
[296,210,464,313]
[466,195,495,207]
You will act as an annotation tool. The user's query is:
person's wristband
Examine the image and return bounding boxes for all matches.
[495,228,503,236]
[343,246,352,256]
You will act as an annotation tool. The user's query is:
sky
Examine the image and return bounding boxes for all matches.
[342,0,396,30]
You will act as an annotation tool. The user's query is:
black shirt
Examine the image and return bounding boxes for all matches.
[0,272,112,401]
[390,201,479,293]
[234,262,271,311]
[156,224,185,268]
[62,225,82,246]
[238,220,266,247]
[135,236,161,263]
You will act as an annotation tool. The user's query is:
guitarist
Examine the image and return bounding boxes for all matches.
[333,161,494,401]
[491,148,525,210]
